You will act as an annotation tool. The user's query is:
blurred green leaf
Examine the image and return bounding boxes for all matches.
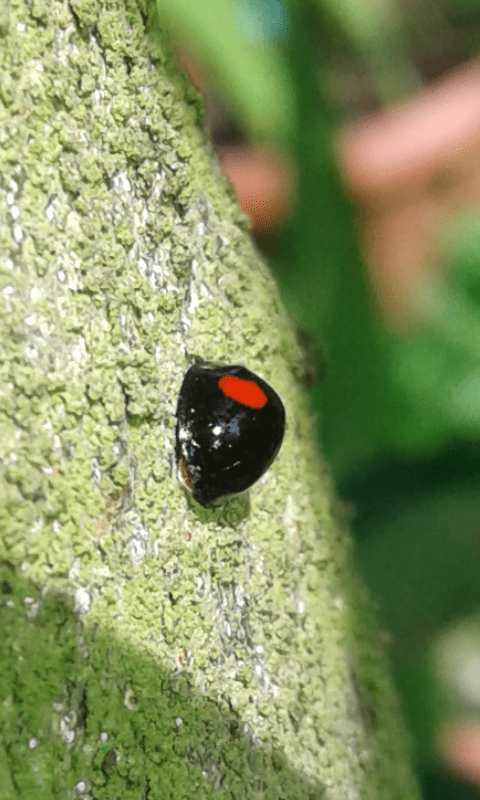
[288,234,480,478]
[155,0,295,140]
[355,476,480,655]
[274,6,480,480]
[312,0,420,102]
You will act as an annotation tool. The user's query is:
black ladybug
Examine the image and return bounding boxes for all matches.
[175,364,285,507]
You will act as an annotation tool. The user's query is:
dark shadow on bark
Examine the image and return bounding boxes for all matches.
[0,562,327,799]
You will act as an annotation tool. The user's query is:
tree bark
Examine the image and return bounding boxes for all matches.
[0,0,421,797]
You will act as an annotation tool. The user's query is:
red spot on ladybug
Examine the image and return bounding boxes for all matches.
[175,364,285,507]
[218,375,268,409]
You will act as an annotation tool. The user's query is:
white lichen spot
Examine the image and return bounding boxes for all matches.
[26,600,40,619]
[60,714,76,745]
[282,493,298,535]
[75,780,87,795]
[8,178,18,194]
[94,565,111,579]
[66,211,82,233]
[53,520,61,533]
[112,439,124,459]
[69,558,81,580]
[197,222,206,236]
[113,171,131,193]
[129,517,150,565]
[30,286,42,301]
[187,287,199,316]
[3,285,14,296]
[243,723,257,744]
[25,342,40,362]
[5,258,13,270]
[100,732,108,743]
[39,320,51,337]
[123,688,137,710]
[174,717,183,727]
[130,536,147,564]
[74,588,92,616]
[13,223,23,243]
[57,269,66,283]
[254,644,264,655]
[9,205,19,220]
[17,22,26,31]
[35,62,44,72]
[178,426,190,442]
[28,737,38,750]
[90,458,101,484]
[71,336,87,362]
[297,599,305,615]
[44,198,57,223]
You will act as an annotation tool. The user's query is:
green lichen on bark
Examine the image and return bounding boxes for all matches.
[0,0,420,798]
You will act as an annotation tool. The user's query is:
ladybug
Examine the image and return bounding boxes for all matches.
[175,364,285,507]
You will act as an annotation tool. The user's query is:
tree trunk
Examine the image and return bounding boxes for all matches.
[0,0,421,797]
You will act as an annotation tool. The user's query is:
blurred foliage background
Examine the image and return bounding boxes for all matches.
[153,0,480,796]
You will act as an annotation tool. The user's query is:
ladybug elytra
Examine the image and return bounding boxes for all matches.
[175,364,285,507]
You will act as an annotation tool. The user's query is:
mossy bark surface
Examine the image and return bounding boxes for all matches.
[0,1,420,798]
